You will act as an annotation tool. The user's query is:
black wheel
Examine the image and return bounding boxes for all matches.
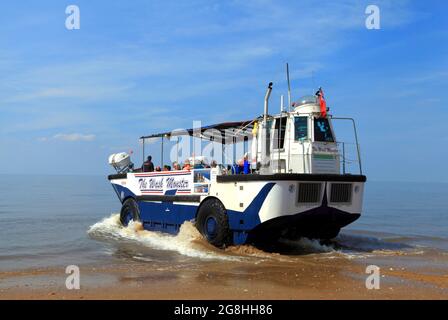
[120,198,141,226]
[195,199,232,248]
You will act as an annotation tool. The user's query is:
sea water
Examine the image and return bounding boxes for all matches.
[0,174,447,271]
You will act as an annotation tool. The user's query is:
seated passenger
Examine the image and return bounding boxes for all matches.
[183,160,191,171]
[194,161,205,169]
[237,153,248,167]
[236,153,250,174]
[173,163,181,170]
[143,156,154,172]
[155,166,162,172]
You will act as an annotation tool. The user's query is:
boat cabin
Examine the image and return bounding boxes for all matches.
[111,85,362,179]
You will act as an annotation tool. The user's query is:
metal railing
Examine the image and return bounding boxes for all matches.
[336,141,362,175]
[331,117,363,175]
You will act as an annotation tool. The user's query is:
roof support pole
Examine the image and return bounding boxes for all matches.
[222,141,225,165]
[210,135,214,162]
[176,137,179,165]
[233,137,236,164]
[161,136,164,167]
[243,136,247,155]
[142,138,145,164]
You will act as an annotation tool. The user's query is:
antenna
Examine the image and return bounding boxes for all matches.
[286,63,292,112]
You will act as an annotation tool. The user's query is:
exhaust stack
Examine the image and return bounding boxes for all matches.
[260,82,273,174]
[263,82,273,122]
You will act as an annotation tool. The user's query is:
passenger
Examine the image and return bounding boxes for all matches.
[236,153,249,174]
[183,160,191,171]
[174,163,181,170]
[143,156,154,172]
[210,160,218,168]
[238,153,249,166]
[155,166,162,172]
[163,165,170,171]
[243,157,250,174]
[194,161,205,169]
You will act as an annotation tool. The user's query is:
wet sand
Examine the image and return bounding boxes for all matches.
[1,179,447,300]
[1,217,447,300]
[1,248,447,300]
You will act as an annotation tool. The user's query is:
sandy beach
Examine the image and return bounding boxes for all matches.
[1,0,448,304]
[2,240,447,300]
[1,179,447,300]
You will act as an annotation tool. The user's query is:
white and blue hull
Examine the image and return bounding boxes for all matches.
[109,169,366,246]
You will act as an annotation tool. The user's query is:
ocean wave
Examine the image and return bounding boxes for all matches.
[334,233,414,252]
[328,233,430,258]
[272,232,428,259]
[87,213,241,262]
[87,214,431,263]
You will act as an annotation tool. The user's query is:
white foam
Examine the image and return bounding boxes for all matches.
[88,215,422,262]
[87,213,241,261]
[277,234,419,260]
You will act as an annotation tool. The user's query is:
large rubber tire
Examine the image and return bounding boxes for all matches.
[195,199,232,248]
[120,198,141,227]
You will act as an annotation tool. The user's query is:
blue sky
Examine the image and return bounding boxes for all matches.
[0,0,447,182]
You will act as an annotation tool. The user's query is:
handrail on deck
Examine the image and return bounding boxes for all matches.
[331,117,363,175]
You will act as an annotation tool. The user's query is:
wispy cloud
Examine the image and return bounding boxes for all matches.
[4,0,444,181]
[0,0,417,110]
[4,85,135,103]
[39,133,96,142]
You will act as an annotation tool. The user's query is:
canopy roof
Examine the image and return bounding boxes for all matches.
[140,119,259,141]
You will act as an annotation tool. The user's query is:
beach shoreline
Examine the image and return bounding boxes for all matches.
[1,253,447,300]
[1,178,447,300]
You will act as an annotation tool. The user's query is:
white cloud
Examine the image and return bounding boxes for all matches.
[3,81,136,104]
[0,0,418,140]
[52,133,96,142]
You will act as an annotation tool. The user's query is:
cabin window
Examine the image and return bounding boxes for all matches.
[314,118,334,142]
[294,116,308,141]
[273,117,287,149]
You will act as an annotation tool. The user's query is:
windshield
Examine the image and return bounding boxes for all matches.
[294,116,308,141]
[314,118,334,142]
